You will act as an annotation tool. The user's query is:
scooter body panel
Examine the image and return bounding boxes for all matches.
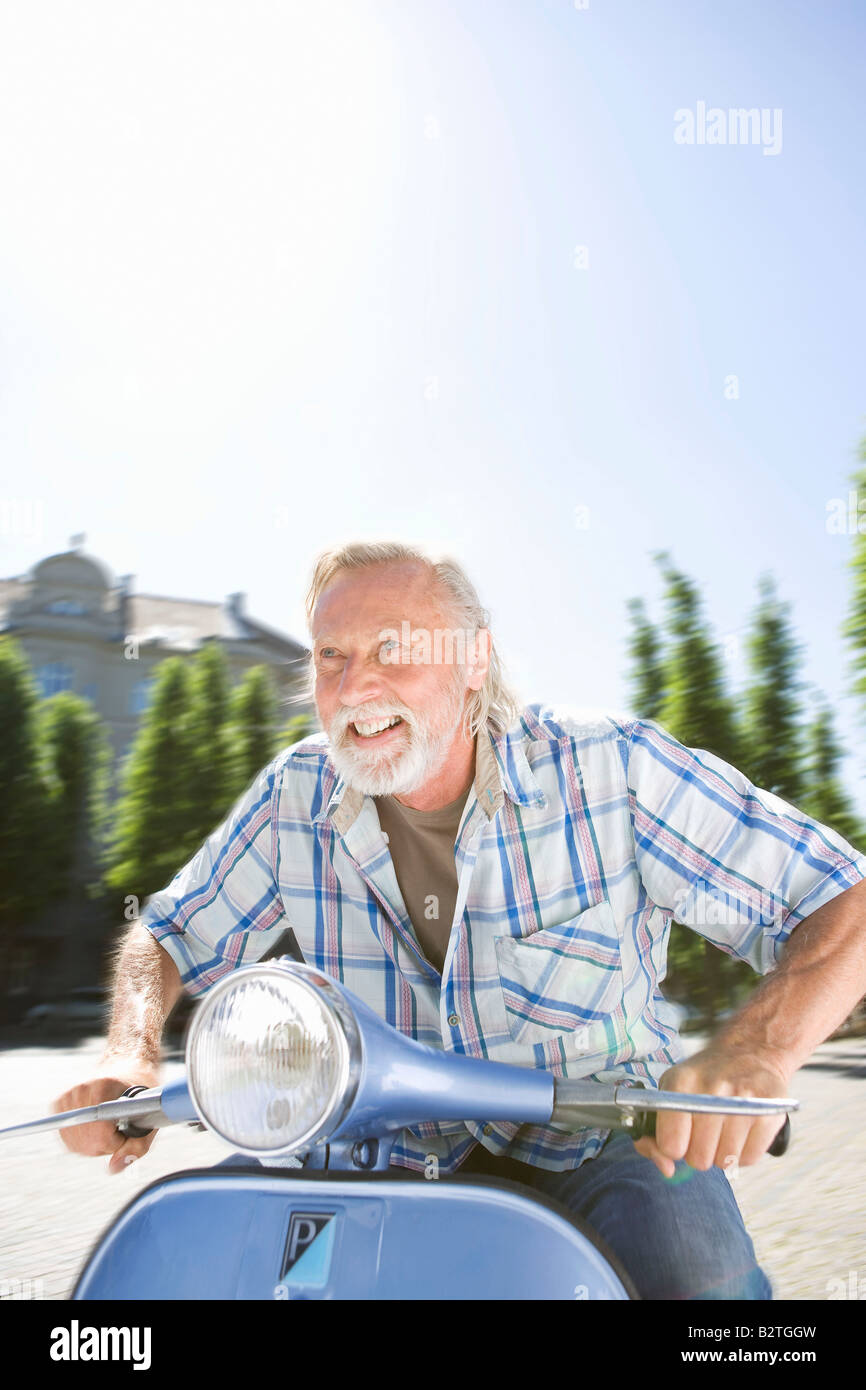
[72,1167,631,1301]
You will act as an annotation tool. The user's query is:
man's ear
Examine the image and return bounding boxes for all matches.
[466,628,492,691]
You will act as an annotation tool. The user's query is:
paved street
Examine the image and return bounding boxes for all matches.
[0,1031,863,1301]
[727,1034,866,1301]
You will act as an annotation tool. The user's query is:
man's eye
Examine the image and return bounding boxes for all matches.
[319,648,339,659]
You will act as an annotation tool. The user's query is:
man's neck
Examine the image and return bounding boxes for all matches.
[392,733,476,812]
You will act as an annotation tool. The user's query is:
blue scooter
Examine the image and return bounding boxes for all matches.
[1,959,797,1300]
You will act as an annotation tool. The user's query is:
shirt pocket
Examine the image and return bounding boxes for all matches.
[494,900,627,1061]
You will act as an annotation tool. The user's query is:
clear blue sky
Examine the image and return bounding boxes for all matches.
[1,1,864,806]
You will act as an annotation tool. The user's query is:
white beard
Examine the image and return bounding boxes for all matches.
[326,674,467,797]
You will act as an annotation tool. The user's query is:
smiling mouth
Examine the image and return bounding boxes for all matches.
[349,715,405,741]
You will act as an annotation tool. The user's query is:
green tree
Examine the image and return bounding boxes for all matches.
[655,553,742,765]
[106,658,201,903]
[632,561,751,1026]
[228,666,279,797]
[37,691,112,898]
[277,712,317,749]
[740,575,805,801]
[799,702,865,851]
[843,436,866,713]
[0,637,52,982]
[187,641,234,844]
[625,597,666,721]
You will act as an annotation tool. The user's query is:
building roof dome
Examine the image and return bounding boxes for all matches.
[29,549,113,593]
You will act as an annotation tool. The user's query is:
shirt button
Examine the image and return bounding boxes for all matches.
[482,1124,494,1137]
[447,1013,460,1027]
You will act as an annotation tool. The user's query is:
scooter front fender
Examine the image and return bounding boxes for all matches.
[72,1165,633,1301]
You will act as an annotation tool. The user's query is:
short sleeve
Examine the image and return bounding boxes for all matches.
[140,758,288,996]
[625,718,866,974]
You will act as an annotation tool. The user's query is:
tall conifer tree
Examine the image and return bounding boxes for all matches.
[38,691,112,897]
[228,666,279,797]
[741,575,805,801]
[625,597,666,721]
[655,553,742,765]
[799,703,865,851]
[0,638,52,992]
[187,642,234,843]
[107,658,200,902]
[842,436,866,712]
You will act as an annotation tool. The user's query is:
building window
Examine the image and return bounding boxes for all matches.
[129,678,154,714]
[36,663,74,697]
[45,598,87,616]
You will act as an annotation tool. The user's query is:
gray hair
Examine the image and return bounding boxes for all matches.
[303,540,522,738]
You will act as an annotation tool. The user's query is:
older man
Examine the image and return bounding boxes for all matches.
[56,541,866,1299]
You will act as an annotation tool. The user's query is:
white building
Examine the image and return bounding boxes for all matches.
[0,541,314,764]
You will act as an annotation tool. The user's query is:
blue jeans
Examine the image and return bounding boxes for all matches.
[459,1131,773,1300]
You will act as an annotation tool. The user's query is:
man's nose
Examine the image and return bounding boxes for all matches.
[338,654,387,708]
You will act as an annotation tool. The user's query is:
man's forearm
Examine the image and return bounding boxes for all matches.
[711,876,866,1073]
[102,921,184,1070]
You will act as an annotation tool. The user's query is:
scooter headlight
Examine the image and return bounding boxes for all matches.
[186,962,360,1156]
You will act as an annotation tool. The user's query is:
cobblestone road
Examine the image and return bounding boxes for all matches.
[0,1032,863,1301]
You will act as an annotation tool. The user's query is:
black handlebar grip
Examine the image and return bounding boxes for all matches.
[115,1085,156,1140]
[630,1107,791,1157]
[630,1109,656,1142]
[767,1113,791,1157]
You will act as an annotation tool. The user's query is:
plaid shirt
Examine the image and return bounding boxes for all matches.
[142,705,866,1173]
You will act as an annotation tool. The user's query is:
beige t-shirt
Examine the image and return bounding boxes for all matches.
[374,788,470,972]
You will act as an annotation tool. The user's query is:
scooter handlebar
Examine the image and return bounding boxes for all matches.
[550,1078,797,1158]
[630,1107,792,1156]
[115,1086,160,1139]
[0,1077,196,1144]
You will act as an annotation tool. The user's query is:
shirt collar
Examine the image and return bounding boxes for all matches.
[314,719,546,837]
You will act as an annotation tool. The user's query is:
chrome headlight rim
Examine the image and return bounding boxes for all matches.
[185,960,362,1158]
